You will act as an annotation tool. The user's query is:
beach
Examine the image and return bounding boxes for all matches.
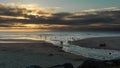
[72,36,120,50]
[0,36,120,68]
[0,40,86,68]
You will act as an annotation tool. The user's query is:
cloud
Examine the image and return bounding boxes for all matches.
[0,15,29,19]
[82,7,120,12]
[0,3,56,17]
[0,3,120,31]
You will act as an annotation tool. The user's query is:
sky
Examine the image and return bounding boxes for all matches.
[0,0,120,32]
[0,0,120,12]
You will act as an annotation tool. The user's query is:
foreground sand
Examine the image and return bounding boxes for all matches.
[72,36,120,50]
[0,41,86,68]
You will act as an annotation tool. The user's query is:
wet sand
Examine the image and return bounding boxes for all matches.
[72,36,120,50]
[0,39,45,43]
[0,40,86,68]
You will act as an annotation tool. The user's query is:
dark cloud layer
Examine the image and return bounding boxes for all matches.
[0,3,120,31]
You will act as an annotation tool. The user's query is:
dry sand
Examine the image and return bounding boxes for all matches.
[72,36,120,50]
[0,40,86,68]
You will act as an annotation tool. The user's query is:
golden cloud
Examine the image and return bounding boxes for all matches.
[0,3,57,17]
[0,15,29,19]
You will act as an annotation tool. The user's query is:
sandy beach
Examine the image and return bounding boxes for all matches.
[0,36,120,68]
[0,40,86,68]
[72,36,120,50]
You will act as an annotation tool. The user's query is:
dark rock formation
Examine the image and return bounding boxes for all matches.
[26,65,42,68]
[99,43,106,47]
[104,59,120,67]
[78,59,106,68]
[78,59,120,68]
[63,63,74,68]
[49,63,73,68]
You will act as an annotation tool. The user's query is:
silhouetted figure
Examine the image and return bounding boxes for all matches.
[78,59,106,68]
[26,65,42,68]
[60,41,63,45]
[49,63,73,68]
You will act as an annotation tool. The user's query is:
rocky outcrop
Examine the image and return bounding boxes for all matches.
[26,65,42,68]
[48,63,73,68]
[78,59,106,68]
[78,59,120,68]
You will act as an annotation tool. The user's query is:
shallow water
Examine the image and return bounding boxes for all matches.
[0,31,120,44]
[63,44,120,60]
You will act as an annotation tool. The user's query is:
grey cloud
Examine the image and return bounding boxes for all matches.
[0,3,120,31]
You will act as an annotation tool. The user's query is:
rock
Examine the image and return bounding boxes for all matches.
[78,59,106,68]
[104,59,120,66]
[49,63,73,68]
[48,53,54,56]
[26,65,42,68]
[99,43,106,47]
[110,59,120,66]
[63,63,74,68]
[49,65,63,68]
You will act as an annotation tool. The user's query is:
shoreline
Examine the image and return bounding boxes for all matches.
[71,36,120,51]
[62,36,120,60]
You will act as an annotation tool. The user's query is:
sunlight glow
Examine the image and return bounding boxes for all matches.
[23,24,40,28]
[0,15,29,19]
[0,23,69,32]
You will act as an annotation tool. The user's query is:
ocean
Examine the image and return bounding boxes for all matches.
[0,31,120,44]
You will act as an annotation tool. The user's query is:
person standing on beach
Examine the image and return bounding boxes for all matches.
[60,41,63,47]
